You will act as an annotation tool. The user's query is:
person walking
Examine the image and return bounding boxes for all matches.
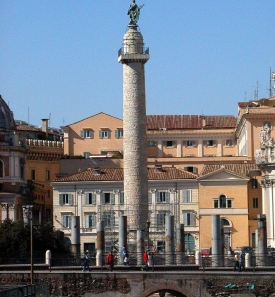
[106,250,114,272]
[142,249,149,271]
[82,250,90,272]
[238,252,245,272]
[122,246,129,265]
[233,252,239,271]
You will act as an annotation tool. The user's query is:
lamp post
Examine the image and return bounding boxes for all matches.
[146,220,151,249]
[23,205,34,285]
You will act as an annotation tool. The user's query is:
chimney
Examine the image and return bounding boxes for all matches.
[41,119,49,139]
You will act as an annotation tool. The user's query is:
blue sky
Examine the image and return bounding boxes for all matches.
[1,1,274,129]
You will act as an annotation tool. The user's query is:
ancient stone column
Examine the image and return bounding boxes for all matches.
[118,25,149,232]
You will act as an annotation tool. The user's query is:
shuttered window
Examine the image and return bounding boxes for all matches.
[59,194,73,205]
[183,190,192,203]
[183,212,195,226]
[156,191,170,203]
[85,214,96,228]
[85,193,96,205]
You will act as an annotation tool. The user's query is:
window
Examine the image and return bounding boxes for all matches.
[102,211,115,227]
[183,190,192,203]
[62,215,72,228]
[46,170,50,181]
[115,129,123,139]
[253,198,258,208]
[252,178,258,188]
[99,129,110,139]
[119,192,124,205]
[148,192,152,204]
[157,211,168,226]
[186,140,195,147]
[157,241,165,253]
[225,139,233,147]
[156,191,170,203]
[85,193,96,205]
[147,141,156,147]
[31,169,35,180]
[183,212,195,226]
[165,141,176,148]
[102,192,115,204]
[85,213,96,228]
[213,195,232,208]
[59,194,73,205]
[205,140,216,147]
[81,129,94,139]
[184,166,198,174]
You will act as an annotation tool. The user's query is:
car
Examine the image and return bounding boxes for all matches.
[200,248,211,256]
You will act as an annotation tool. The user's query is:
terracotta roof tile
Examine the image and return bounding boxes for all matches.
[53,167,197,182]
[146,115,237,130]
[200,163,258,178]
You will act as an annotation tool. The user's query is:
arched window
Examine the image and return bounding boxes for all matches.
[221,218,230,226]
[184,233,195,253]
[219,195,226,208]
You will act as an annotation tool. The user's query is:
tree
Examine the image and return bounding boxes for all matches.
[0,219,70,258]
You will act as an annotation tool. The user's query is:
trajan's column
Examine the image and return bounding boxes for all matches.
[118,0,149,232]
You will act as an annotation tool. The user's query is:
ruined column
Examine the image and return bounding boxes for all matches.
[257,214,268,266]
[71,216,80,256]
[96,221,105,267]
[137,229,144,265]
[212,215,221,267]
[176,223,185,265]
[165,214,174,265]
[119,216,127,265]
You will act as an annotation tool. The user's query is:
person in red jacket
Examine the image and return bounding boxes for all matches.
[142,250,149,271]
[106,250,114,271]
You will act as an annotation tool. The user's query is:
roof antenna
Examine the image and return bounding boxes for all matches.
[253,81,259,100]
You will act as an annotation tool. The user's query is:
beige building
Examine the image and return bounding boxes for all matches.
[62,112,123,158]
[52,166,198,253]
[58,109,266,252]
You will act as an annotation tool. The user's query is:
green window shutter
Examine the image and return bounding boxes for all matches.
[110,193,115,204]
[59,194,63,205]
[119,192,124,204]
[62,215,66,226]
[92,193,96,205]
[99,130,102,139]
[183,213,188,225]
[156,191,160,203]
[148,192,152,204]
[115,129,118,138]
[190,213,195,226]
[68,216,72,228]
[92,214,96,228]
[85,193,89,205]
[166,192,170,203]
[80,130,84,138]
[85,215,89,228]
[69,194,73,205]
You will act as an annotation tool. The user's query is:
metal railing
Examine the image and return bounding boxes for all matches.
[118,46,149,56]
[1,252,275,272]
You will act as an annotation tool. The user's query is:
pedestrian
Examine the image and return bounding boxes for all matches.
[82,250,90,272]
[233,252,239,271]
[106,250,114,271]
[238,252,245,272]
[122,246,129,265]
[141,249,149,271]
